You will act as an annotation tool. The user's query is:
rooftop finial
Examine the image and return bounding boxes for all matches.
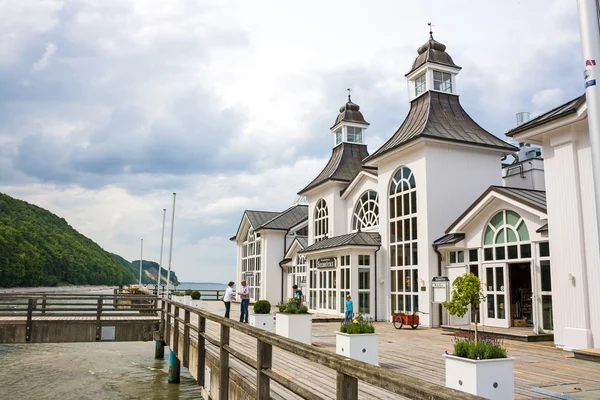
[347,88,352,102]
[428,22,434,40]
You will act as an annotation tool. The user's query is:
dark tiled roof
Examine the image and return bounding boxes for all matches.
[299,232,381,254]
[433,233,465,246]
[298,143,370,195]
[445,185,547,233]
[257,205,308,231]
[365,92,516,163]
[506,95,585,137]
[536,224,548,233]
[246,210,281,229]
[297,236,308,248]
[407,36,461,76]
[331,99,369,129]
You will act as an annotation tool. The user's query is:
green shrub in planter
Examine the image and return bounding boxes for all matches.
[185,289,193,296]
[298,305,309,314]
[253,300,271,314]
[452,337,507,360]
[277,298,309,314]
[173,291,184,296]
[191,291,201,300]
[339,314,375,334]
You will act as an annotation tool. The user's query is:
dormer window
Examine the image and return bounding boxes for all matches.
[433,71,452,93]
[347,127,363,143]
[415,73,427,96]
[334,128,342,145]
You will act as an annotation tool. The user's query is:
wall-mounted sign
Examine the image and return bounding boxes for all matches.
[316,257,336,268]
[431,276,450,304]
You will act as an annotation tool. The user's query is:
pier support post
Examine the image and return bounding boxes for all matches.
[155,340,165,359]
[168,349,180,384]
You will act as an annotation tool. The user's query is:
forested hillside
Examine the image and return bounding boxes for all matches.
[0,192,137,287]
[109,255,179,285]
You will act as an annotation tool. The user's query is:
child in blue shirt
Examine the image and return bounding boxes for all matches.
[345,295,353,323]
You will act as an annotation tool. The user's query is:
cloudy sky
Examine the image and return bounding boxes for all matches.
[0,0,583,283]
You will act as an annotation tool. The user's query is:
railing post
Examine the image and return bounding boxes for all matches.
[256,340,272,400]
[336,372,358,400]
[41,295,47,316]
[173,305,179,356]
[183,309,190,368]
[219,324,230,400]
[197,316,206,387]
[95,296,103,341]
[166,302,171,346]
[25,298,35,342]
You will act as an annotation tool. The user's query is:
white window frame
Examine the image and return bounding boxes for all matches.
[414,73,427,96]
[352,191,379,231]
[314,199,329,242]
[433,70,453,93]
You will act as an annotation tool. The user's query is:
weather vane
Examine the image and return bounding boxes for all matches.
[347,88,352,102]
[428,22,435,39]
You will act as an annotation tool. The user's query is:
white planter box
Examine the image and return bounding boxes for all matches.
[335,332,379,366]
[183,295,192,305]
[249,314,273,332]
[189,299,202,308]
[275,313,312,345]
[444,354,514,400]
[173,296,183,304]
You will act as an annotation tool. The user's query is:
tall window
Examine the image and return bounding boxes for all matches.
[314,199,329,242]
[335,128,342,145]
[347,127,363,143]
[389,167,419,313]
[242,229,261,300]
[352,191,379,231]
[339,255,351,313]
[483,210,530,261]
[309,259,317,310]
[358,255,371,315]
[415,73,426,96]
[294,255,307,293]
[433,71,452,93]
[539,242,553,331]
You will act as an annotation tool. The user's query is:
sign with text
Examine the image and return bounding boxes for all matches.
[316,257,336,268]
[431,276,450,304]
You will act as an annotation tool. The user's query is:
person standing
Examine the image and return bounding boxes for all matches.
[345,295,353,323]
[223,281,235,318]
[238,280,250,323]
[292,284,304,305]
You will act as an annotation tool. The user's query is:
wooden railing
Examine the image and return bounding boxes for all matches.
[118,288,226,301]
[0,294,159,342]
[163,298,482,400]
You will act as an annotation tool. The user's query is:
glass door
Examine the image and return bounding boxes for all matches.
[483,263,509,328]
[318,269,337,313]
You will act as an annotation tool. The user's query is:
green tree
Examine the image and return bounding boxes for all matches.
[442,273,486,342]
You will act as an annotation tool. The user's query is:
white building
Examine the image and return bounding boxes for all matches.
[229,34,600,350]
[506,95,600,350]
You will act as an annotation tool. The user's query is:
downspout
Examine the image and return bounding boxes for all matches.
[280,233,287,304]
[433,244,443,327]
[374,244,381,321]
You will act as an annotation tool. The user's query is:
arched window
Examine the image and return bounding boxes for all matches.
[242,228,262,299]
[483,210,531,261]
[352,190,379,230]
[314,199,329,242]
[389,167,419,314]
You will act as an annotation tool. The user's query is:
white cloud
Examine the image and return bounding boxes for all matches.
[32,42,57,71]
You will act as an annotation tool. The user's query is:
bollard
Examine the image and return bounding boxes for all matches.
[155,340,165,359]
[168,349,180,384]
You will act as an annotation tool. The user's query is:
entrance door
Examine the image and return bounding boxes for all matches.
[483,264,509,328]
[318,269,337,314]
[508,263,533,328]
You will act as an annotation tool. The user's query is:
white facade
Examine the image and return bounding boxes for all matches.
[509,101,600,349]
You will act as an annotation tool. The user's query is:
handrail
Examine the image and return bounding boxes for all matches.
[162,299,482,400]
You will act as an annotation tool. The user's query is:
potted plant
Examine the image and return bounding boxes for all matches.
[249,300,273,331]
[172,291,184,303]
[442,273,514,400]
[275,298,312,345]
[335,314,378,365]
[189,291,202,308]
[183,289,193,305]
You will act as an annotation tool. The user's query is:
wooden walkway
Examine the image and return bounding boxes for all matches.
[193,302,600,400]
[0,315,159,322]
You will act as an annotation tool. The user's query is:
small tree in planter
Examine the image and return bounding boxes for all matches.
[336,314,379,365]
[189,291,202,308]
[442,273,514,400]
[275,298,311,345]
[249,300,273,331]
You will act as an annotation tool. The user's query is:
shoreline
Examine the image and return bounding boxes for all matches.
[0,285,118,294]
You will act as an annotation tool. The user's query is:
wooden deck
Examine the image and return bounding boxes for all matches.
[195,302,600,400]
[441,324,554,342]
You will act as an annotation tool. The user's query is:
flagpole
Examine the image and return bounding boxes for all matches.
[166,193,177,295]
[157,208,166,296]
[138,239,144,286]
[577,0,600,243]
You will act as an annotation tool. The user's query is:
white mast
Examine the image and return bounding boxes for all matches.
[166,193,177,294]
[157,208,166,296]
[138,239,144,286]
[577,0,600,241]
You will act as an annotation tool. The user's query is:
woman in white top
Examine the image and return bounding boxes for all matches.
[223,281,235,318]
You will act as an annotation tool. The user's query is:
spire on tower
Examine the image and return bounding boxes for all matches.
[347,88,352,102]
[427,22,434,40]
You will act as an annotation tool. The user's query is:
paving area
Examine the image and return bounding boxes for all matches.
[197,300,600,400]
